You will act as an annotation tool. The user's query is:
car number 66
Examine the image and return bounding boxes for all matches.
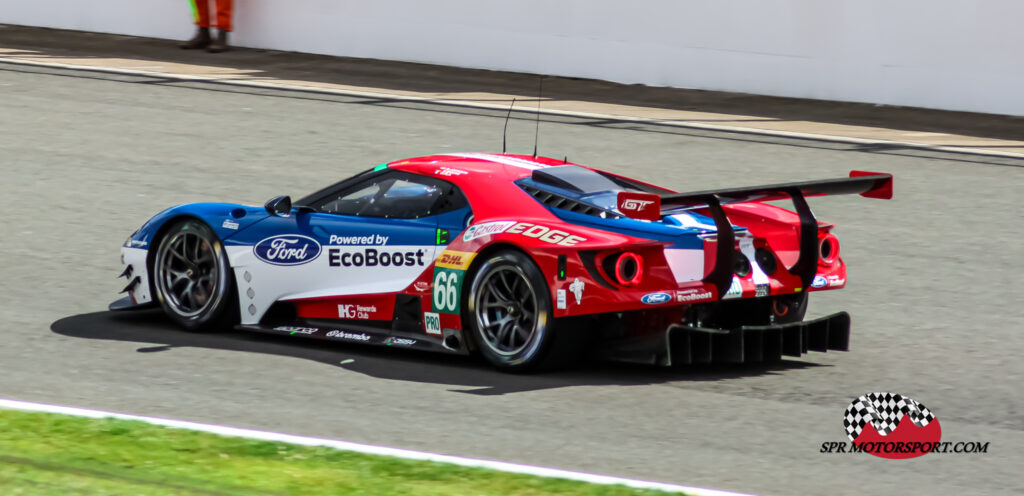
[433,271,459,312]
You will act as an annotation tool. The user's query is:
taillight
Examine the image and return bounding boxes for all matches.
[613,252,643,286]
[733,250,751,277]
[819,233,840,264]
[755,248,778,275]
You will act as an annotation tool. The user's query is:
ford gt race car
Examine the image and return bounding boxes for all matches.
[111,153,892,371]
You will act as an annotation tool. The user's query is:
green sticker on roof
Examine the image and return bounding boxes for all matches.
[373,163,388,171]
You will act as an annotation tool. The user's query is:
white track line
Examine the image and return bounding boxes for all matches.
[0,398,755,496]
[2,56,1023,161]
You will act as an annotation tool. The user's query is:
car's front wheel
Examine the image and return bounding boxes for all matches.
[465,250,559,372]
[152,219,235,331]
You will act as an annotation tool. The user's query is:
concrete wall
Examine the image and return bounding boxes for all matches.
[3,1,1022,116]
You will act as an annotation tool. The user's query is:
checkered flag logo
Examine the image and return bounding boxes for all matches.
[844,392,935,441]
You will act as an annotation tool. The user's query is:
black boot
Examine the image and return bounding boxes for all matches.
[179,27,211,49]
[207,30,230,53]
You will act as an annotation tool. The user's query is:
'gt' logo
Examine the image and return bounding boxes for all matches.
[621,199,653,211]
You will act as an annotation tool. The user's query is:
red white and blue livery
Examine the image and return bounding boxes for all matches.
[112,153,893,371]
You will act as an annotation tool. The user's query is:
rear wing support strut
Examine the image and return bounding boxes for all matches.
[789,191,819,291]
[651,172,893,297]
[699,190,817,296]
[703,197,735,299]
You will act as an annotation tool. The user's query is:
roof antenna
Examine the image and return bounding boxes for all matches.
[502,97,516,154]
[533,77,543,157]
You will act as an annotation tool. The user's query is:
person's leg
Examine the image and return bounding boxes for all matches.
[207,0,233,53]
[180,0,212,49]
[193,0,212,28]
[215,0,233,32]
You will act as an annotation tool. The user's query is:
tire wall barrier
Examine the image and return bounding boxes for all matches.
[3,0,1023,116]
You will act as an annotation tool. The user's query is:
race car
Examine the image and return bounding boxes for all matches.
[111,153,892,371]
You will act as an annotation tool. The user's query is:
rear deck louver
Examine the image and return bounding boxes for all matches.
[520,185,621,218]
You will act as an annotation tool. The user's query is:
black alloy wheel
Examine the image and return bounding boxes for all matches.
[153,219,235,331]
[466,250,557,371]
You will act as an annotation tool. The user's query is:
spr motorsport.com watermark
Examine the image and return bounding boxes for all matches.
[819,392,990,459]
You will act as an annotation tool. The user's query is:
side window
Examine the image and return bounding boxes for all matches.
[312,172,468,219]
[318,182,382,215]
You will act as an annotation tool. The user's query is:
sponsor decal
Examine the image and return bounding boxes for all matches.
[254,235,321,266]
[755,283,770,297]
[677,288,714,303]
[413,281,431,292]
[569,278,585,305]
[723,277,743,299]
[556,289,567,310]
[811,275,828,288]
[435,167,468,176]
[616,192,662,221]
[325,330,371,341]
[432,268,463,313]
[819,392,990,459]
[435,250,476,271]
[129,239,148,248]
[328,234,389,246]
[385,337,417,346]
[423,312,442,335]
[274,326,318,335]
[338,304,377,320]
[432,251,475,314]
[505,222,587,246]
[827,275,846,287]
[463,221,516,242]
[222,219,239,230]
[328,248,425,267]
[461,221,587,246]
[641,292,672,305]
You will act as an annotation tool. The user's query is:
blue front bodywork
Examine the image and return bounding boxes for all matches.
[125,202,473,251]
[125,203,271,248]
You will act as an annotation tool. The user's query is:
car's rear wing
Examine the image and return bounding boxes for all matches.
[616,171,893,297]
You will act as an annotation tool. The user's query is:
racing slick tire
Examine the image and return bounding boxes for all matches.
[465,250,561,372]
[152,219,236,332]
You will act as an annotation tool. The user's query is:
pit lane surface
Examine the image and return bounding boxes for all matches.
[1,62,1022,496]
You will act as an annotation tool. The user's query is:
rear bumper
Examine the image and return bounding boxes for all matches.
[602,311,850,366]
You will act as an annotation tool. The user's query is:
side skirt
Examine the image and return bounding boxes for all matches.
[235,320,470,356]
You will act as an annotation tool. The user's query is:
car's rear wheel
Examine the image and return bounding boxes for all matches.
[152,219,236,331]
[465,250,559,372]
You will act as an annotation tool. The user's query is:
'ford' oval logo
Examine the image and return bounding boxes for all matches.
[254,235,321,266]
[811,275,828,288]
[641,292,672,305]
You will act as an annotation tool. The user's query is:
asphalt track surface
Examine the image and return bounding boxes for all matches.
[2,61,1023,496]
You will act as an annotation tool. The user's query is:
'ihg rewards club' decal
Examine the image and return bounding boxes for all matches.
[819,392,989,458]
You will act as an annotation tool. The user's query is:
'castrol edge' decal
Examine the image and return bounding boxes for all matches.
[463,221,586,246]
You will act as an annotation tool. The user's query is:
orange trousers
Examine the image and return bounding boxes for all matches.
[191,0,233,32]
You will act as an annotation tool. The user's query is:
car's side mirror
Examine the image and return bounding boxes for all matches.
[264,195,292,217]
